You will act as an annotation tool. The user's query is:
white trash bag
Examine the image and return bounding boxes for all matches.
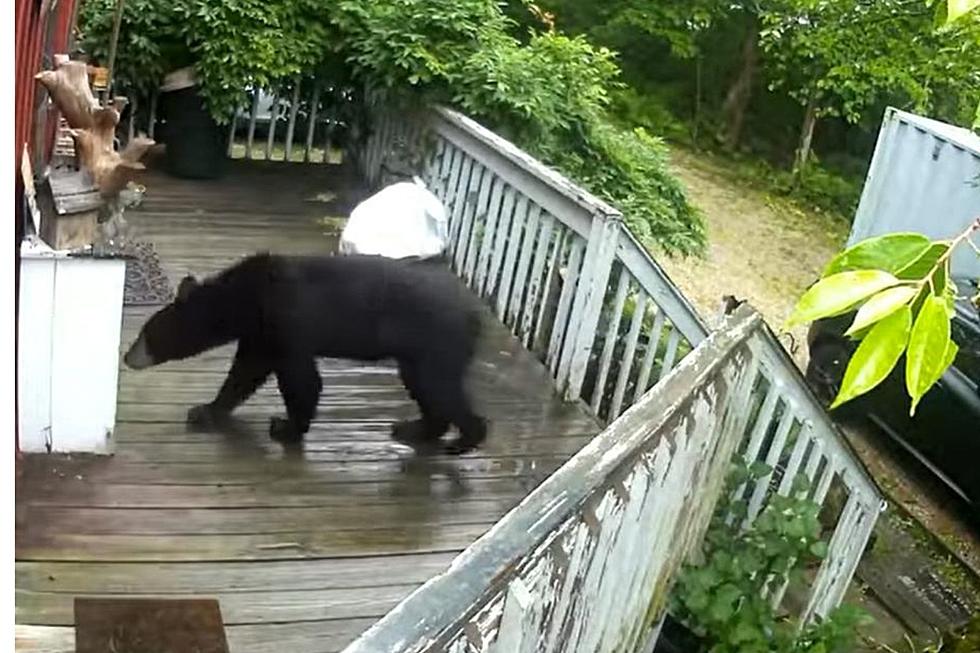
[339,176,448,260]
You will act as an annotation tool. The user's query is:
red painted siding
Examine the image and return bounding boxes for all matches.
[15,0,78,167]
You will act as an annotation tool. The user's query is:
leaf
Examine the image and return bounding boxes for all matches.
[845,285,917,336]
[906,295,954,415]
[831,306,912,409]
[823,233,932,276]
[942,340,959,376]
[896,243,949,280]
[731,620,761,645]
[707,583,741,623]
[946,0,980,25]
[748,461,773,478]
[785,271,900,328]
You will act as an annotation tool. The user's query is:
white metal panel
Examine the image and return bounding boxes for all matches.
[850,107,980,279]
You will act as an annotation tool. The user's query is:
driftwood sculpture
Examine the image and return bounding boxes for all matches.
[34,56,153,249]
[35,57,154,198]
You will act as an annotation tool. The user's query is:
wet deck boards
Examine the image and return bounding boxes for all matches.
[15,160,600,652]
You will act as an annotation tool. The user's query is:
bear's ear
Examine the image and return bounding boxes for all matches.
[176,275,199,302]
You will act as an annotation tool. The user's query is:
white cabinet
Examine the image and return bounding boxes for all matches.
[18,241,126,453]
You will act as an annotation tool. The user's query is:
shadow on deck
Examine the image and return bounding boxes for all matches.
[15,160,600,652]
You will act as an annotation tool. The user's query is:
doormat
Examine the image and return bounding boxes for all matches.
[123,241,174,306]
[74,597,229,653]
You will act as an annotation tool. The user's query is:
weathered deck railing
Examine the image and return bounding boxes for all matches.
[358,104,708,423]
[124,82,348,164]
[341,306,884,653]
[225,83,348,163]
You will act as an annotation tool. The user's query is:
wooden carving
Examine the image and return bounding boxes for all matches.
[35,57,154,198]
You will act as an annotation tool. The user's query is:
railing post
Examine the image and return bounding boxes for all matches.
[557,210,621,402]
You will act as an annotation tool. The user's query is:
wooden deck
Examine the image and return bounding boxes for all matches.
[15,160,600,652]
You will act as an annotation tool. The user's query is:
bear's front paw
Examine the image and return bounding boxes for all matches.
[391,419,428,445]
[269,416,303,443]
[186,404,228,431]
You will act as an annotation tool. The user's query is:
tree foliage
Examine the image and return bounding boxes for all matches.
[542,0,980,184]
[77,0,706,255]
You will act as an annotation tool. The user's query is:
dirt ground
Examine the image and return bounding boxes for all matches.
[657,147,851,368]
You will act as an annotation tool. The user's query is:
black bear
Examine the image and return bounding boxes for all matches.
[123,253,487,454]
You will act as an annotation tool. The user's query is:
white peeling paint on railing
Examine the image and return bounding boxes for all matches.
[343,306,760,653]
[340,306,884,653]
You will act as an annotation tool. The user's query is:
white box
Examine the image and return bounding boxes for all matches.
[18,241,126,453]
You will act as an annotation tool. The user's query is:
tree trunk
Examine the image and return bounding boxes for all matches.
[692,54,702,147]
[792,98,818,184]
[720,22,759,150]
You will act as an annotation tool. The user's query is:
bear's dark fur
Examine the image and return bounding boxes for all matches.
[123,253,487,454]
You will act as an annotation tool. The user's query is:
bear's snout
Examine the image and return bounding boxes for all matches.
[124,334,155,370]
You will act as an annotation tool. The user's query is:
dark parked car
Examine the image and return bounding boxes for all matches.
[805,278,980,516]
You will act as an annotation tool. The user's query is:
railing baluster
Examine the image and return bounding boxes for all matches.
[322,116,332,164]
[609,294,647,419]
[245,89,260,160]
[226,108,238,158]
[453,164,485,274]
[547,238,584,374]
[813,456,838,505]
[558,214,620,400]
[485,186,516,300]
[147,91,157,140]
[447,156,475,257]
[777,423,813,496]
[632,307,666,405]
[474,177,507,296]
[454,163,487,275]
[532,227,566,356]
[656,327,682,382]
[428,139,453,201]
[496,196,529,321]
[745,409,797,524]
[591,267,630,415]
[127,96,136,144]
[520,214,555,347]
[463,170,496,286]
[507,205,541,325]
[284,78,301,162]
[264,93,278,160]
[303,83,320,163]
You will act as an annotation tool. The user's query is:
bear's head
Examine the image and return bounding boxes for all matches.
[124,275,236,369]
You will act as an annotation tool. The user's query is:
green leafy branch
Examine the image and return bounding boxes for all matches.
[786,218,980,415]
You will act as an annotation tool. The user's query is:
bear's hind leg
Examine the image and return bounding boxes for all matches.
[413,360,487,455]
[393,359,449,449]
[188,343,271,431]
[270,356,322,443]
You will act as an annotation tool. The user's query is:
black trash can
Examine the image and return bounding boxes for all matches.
[158,75,227,179]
